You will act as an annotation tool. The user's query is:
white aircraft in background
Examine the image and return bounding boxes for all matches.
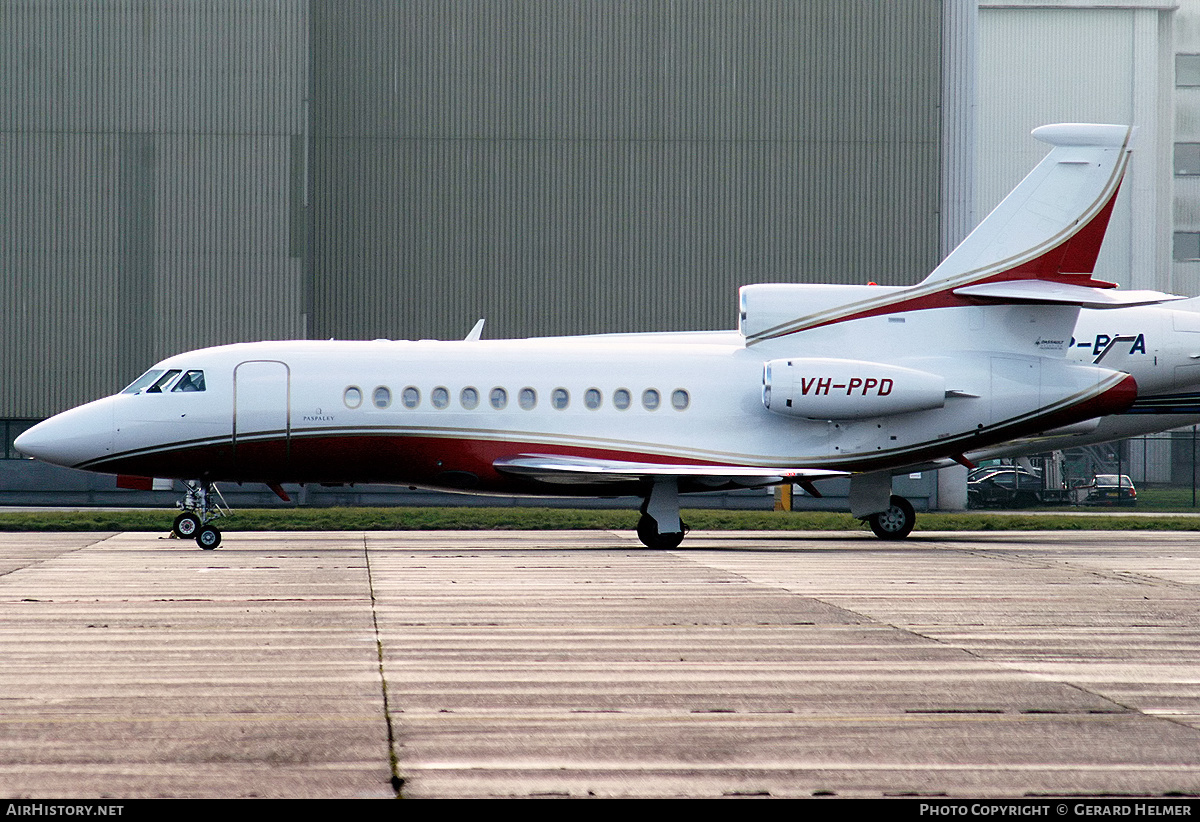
[16,124,1195,549]
[964,297,1200,462]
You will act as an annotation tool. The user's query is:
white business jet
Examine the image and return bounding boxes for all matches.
[16,124,1186,549]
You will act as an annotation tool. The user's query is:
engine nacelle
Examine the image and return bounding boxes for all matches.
[763,358,947,420]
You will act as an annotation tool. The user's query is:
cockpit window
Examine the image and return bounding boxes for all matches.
[145,369,182,393]
[122,369,165,394]
[172,370,206,392]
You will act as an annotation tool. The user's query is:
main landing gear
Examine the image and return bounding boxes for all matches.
[630,477,918,546]
[637,478,688,549]
[848,473,916,540]
[864,494,916,540]
[171,480,227,549]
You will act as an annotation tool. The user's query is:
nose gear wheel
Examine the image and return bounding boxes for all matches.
[172,480,229,548]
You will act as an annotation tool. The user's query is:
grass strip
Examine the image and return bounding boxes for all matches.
[1,506,1200,533]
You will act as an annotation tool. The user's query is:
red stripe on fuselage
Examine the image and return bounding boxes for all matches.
[87,374,1137,492]
[88,433,735,491]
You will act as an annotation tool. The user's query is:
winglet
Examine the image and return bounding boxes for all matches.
[922,123,1134,291]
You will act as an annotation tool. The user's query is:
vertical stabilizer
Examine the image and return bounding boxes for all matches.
[921,123,1132,290]
[742,124,1175,345]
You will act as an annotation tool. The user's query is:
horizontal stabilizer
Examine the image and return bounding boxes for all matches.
[953,280,1183,308]
[494,454,847,489]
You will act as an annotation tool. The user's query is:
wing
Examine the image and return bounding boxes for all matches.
[493,454,847,493]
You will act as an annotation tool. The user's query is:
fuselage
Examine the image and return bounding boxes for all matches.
[16,300,1153,496]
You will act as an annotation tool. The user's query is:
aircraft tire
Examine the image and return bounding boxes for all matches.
[867,495,915,540]
[196,525,222,550]
[636,515,685,550]
[173,512,201,539]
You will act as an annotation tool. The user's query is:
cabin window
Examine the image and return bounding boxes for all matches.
[461,387,479,409]
[641,388,660,411]
[584,388,602,410]
[344,386,363,409]
[122,370,165,394]
[489,387,508,409]
[518,387,537,410]
[551,388,569,410]
[613,388,631,410]
[431,386,450,409]
[172,370,206,392]
[373,386,391,408]
[671,389,689,410]
[402,386,420,408]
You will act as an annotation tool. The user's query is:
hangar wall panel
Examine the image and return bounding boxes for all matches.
[1,1,307,416]
[309,0,944,341]
[977,3,1173,293]
[1174,2,1200,297]
[3,0,948,417]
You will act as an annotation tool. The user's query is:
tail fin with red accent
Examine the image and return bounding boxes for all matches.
[923,123,1134,292]
[741,124,1180,346]
[939,124,1184,308]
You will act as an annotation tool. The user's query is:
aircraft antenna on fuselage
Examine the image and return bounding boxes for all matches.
[465,319,486,341]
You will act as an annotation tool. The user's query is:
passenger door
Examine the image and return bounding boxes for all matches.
[233,360,291,469]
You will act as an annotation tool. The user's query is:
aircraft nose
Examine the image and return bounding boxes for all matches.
[15,397,115,469]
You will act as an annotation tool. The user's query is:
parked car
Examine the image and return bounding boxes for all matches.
[1074,474,1137,506]
[967,467,1046,508]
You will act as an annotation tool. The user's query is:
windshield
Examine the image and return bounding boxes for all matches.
[145,370,182,393]
[121,368,205,394]
[121,369,165,394]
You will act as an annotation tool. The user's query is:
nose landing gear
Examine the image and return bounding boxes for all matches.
[171,481,227,549]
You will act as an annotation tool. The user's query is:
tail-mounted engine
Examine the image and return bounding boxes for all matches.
[763,358,947,420]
